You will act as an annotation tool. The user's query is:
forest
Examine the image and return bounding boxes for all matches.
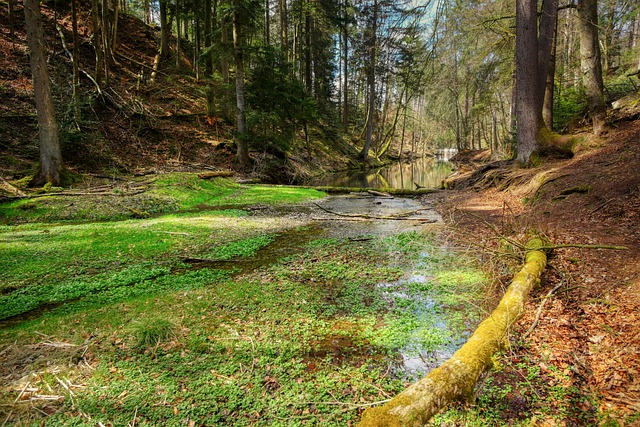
[1,0,640,424]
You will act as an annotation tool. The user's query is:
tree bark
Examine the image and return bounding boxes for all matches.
[101,0,111,86]
[71,0,81,121]
[515,0,539,165]
[360,0,377,162]
[358,238,548,426]
[342,14,349,128]
[24,0,64,186]
[233,2,251,168]
[205,0,213,76]
[542,17,557,130]
[176,0,181,67]
[91,0,103,88]
[577,0,606,135]
[160,0,171,61]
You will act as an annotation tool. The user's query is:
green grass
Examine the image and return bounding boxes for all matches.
[0,174,325,224]
[0,176,493,426]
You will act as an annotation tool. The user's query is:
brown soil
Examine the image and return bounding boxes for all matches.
[436,120,640,424]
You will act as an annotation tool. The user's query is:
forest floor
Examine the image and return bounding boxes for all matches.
[431,119,640,426]
[0,2,360,185]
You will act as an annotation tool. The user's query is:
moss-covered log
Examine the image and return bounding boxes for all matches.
[358,238,547,427]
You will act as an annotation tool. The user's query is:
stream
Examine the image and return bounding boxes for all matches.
[307,153,457,190]
[195,189,475,379]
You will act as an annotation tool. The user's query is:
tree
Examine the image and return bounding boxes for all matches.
[515,0,539,164]
[23,0,64,185]
[232,0,256,168]
[160,0,171,60]
[577,0,606,135]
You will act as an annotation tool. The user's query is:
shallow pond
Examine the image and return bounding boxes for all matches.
[308,157,456,190]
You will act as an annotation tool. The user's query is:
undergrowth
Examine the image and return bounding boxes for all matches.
[0,177,490,426]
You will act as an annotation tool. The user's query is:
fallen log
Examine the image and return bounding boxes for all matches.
[262,184,440,196]
[197,171,235,179]
[358,237,548,427]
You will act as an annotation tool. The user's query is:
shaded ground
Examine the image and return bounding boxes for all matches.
[434,119,640,424]
[0,1,357,184]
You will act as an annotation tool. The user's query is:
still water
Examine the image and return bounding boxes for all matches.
[309,157,456,190]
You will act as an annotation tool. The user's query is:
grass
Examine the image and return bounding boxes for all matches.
[0,174,325,224]
[0,174,492,426]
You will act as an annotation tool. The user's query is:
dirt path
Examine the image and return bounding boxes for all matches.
[434,121,640,423]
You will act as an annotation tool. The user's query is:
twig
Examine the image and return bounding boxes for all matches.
[13,382,30,403]
[589,197,617,214]
[298,399,392,408]
[1,411,13,427]
[130,406,138,427]
[155,231,192,236]
[522,281,564,339]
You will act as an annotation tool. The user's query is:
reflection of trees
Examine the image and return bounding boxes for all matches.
[313,159,455,189]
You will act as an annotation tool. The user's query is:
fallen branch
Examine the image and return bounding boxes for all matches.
[197,171,234,179]
[522,280,565,340]
[358,237,547,426]
[313,203,436,222]
[0,178,25,197]
[2,189,147,200]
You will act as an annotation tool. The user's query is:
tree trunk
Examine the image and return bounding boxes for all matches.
[160,0,170,61]
[358,238,548,426]
[91,0,103,88]
[101,0,111,86]
[71,0,81,121]
[111,0,119,54]
[542,22,557,131]
[515,0,540,165]
[537,0,558,110]
[233,2,250,168]
[360,0,377,162]
[24,0,64,186]
[176,0,181,67]
[205,0,213,76]
[279,0,288,52]
[304,9,312,93]
[577,0,606,135]
[8,0,14,40]
[221,4,230,83]
[265,0,270,45]
[342,15,349,128]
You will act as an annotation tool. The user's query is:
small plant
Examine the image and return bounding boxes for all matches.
[130,317,177,351]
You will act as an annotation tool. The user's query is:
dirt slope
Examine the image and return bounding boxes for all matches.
[0,1,355,184]
[438,120,640,423]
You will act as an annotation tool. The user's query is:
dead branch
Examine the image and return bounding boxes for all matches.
[197,171,235,179]
[0,178,26,197]
[313,203,436,222]
[2,189,147,200]
[522,280,565,339]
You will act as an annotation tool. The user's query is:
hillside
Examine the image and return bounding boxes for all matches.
[0,1,358,183]
[433,118,640,424]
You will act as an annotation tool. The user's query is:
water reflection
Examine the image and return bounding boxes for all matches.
[309,158,456,190]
